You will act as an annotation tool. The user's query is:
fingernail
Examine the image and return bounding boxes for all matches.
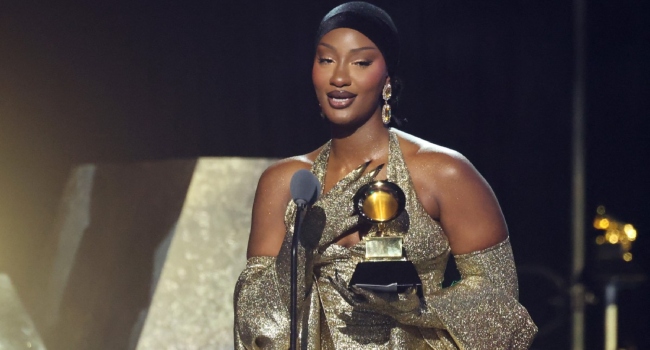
[369,164,385,178]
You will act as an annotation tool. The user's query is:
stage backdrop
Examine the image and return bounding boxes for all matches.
[40,158,273,349]
[137,157,274,349]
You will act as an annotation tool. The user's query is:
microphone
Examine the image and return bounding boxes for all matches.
[288,169,320,350]
[290,169,320,207]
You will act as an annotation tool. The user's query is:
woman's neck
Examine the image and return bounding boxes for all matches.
[328,116,390,171]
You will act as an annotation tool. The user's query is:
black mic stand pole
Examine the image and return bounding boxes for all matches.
[290,200,309,350]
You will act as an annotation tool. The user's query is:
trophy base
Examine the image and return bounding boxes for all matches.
[349,260,422,295]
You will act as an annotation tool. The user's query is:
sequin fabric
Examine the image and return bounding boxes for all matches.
[234,130,537,349]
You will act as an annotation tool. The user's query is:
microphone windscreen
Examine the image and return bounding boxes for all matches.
[290,169,321,206]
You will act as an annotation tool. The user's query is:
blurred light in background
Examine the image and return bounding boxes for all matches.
[593,206,637,262]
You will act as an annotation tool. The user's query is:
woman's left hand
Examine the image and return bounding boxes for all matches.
[328,271,422,318]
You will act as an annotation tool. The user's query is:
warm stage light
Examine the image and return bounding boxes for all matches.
[607,234,618,244]
[598,218,610,229]
[623,224,637,241]
[593,206,639,263]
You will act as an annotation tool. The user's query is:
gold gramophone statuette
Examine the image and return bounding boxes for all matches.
[350,180,421,293]
[354,181,406,261]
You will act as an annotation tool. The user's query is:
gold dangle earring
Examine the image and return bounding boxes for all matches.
[381,82,392,125]
[319,103,326,119]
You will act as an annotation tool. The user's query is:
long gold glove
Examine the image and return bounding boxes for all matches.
[333,238,537,349]
[234,256,289,349]
[407,238,536,349]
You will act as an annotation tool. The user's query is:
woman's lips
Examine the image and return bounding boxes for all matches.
[327,90,357,109]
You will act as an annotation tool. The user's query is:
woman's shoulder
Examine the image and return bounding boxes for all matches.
[392,129,474,179]
[257,146,324,187]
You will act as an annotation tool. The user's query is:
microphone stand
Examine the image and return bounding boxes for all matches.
[288,168,320,349]
[290,200,309,350]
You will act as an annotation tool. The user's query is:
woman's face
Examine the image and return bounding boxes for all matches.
[312,28,389,126]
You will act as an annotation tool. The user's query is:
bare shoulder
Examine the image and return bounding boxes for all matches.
[392,129,476,182]
[257,147,322,189]
[260,156,311,183]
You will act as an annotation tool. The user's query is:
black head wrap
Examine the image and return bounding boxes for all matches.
[315,2,399,76]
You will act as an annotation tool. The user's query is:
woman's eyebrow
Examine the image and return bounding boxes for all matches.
[350,46,377,53]
[318,42,378,53]
[318,42,336,51]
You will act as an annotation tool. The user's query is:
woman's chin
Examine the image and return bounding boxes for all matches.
[326,117,363,129]
[324,110,373,127]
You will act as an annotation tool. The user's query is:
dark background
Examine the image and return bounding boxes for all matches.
[0,0,648,349]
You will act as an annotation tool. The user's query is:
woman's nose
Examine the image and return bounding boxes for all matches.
[329,64,351,88]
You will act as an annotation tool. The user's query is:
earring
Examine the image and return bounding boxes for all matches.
[319,103,326,119]
[381,83,392,125]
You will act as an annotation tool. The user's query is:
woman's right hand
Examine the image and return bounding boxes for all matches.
[302,162,383,246]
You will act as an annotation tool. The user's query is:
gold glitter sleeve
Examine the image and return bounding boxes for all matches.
[233,256,290,349]
[234,202,317,350]
[395,238,537,349]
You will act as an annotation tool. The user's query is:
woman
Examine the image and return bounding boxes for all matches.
[234,2,537,349]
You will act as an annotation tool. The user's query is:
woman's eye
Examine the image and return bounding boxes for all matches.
[318,58,333,64]
[354,60,372,67]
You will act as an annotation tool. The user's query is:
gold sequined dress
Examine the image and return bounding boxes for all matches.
[234,130,537,349]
